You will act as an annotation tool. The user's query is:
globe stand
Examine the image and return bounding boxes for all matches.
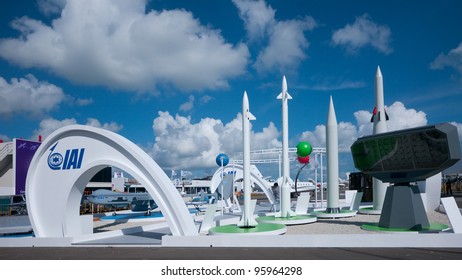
[208,223,286,235]
[261,156,318,225]
[256,215,317,225]
[312,209,356,219]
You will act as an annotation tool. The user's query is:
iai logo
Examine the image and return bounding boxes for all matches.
[47,142,85,170]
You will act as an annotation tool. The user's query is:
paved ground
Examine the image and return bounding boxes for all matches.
[1,247,462,260]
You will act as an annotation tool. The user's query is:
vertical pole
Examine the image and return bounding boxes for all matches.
[278,152,281,179]
[220,157,224,215]
[320,153,324,209]
[314,153,318,208]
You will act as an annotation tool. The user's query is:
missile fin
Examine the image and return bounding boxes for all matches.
[277,92,292,100]
[246,110,256,121]
[370,107,377,122]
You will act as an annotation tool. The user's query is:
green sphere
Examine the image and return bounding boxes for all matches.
[296,142,312,157]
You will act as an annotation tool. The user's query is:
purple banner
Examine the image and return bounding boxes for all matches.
[15,139,41,195]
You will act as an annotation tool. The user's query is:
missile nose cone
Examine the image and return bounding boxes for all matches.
[242,91,255,120]
[327,96,337,125]
[243,90,248,103]
[376,65,382,78]
[277,75,292,100]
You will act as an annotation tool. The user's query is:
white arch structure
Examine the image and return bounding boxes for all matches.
[26,125,197,237]
[210,164,276,204]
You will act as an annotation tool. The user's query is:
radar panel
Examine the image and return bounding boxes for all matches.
[351,123,461,183]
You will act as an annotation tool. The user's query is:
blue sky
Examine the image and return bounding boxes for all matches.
[1,0,462,180]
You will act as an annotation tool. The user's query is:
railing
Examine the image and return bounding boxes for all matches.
[0,142,13,163]
[231,147,326,164]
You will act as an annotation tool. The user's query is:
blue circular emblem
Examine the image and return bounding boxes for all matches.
[215,153,229,167]
[48,153,63,170]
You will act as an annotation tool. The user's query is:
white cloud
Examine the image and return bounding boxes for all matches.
[430,42,462,79]
[0,0,249,93]
[37,0,67,16]
[0,74,65,118]
[299,101,428,153]
[255,18,317,73]
[32,117,123,140]
[385,101,427,131]
[232,0,275,41]
[331,14,392,54]
[75,97,93,106]
[199,95,213,105]
[179,95,195,112]
[85,118,124,132]
[353,109,373,137]
[233,0,316,73]
[149,111,281,170]
[299,124,325,150]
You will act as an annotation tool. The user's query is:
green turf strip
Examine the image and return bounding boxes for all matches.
[361,223,449,232]
[209,223,286,234]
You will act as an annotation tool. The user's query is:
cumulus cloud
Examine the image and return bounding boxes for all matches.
[299,124,325,151]
[0,0,249,93]
[233,0,317,73]
[232,0,275,41]
[255,18,317,73]
[31,117,123,140]
[0,74,65,118]
[299,101,428,153]
[149,111,281,170]
[384,101,427,131]
[430,42,462,79]
[85,118,124,132]
[37,0,67,16]
[332,14,392,54]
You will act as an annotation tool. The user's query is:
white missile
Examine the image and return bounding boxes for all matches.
[238,91,257,227]
[326,96,340,213]
[371,65,389,212]
[276,76,294,218]
[371,66,388,133]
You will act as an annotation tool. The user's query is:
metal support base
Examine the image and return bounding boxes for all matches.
[379,184,429,229]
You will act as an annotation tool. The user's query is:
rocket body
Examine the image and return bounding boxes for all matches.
[276,76,294,217]
[238,91,257,227]
[326,96,340,212]
[372,66,388,134]
[372,66,389,211]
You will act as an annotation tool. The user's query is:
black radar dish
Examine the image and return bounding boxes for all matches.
[351,123,461,184]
